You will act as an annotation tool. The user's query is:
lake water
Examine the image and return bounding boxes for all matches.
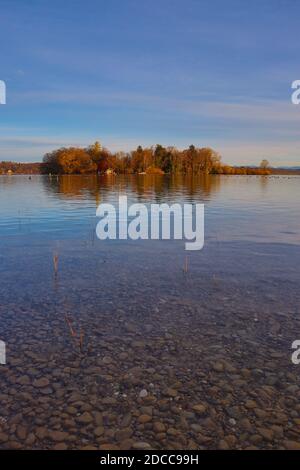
[0,174,300,450]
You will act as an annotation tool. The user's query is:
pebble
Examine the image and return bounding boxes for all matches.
[48,431,69,442]
[192,403,207,415]
[138,415,152,424]
[213,363,224,372]
[163,388,178,398]
[218,439,230,450]
[153,422,166,433]
[76,412,93,424]
[132,442,152,450]
[94,426,104,437]
[17,375,31,385]
[115,428,133,441]
[53,443,68,450]
[16,425,28,441]
[0,432,8,443]
[33,378,50,388]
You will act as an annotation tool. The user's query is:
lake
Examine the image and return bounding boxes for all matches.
[0,174,300,450]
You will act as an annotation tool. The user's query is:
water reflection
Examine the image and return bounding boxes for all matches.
[1,174,300,245]
[42,174,221,204]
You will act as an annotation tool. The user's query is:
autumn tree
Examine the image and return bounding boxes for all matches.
[43,147,97,174]
[196,147,221,174]
[130,146,147,173]
[182,146,220,174]
[154,145,172,173]
[96,148,112,173]
[86,141,102,164]
[260,159,270,169]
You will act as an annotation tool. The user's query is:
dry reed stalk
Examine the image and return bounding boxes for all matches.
[65,314,76,337]
[53,252,59,278]
[183,255,189,273]
[65,314,85,354]
[79,328,84,353]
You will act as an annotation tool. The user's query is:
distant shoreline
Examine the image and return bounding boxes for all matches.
[1,143,299,176]
[1,162,299,176]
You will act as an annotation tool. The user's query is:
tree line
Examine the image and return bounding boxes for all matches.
[41,142,271,175]
[0,161,41,174]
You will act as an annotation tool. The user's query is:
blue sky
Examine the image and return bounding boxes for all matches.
[0,0,300,165]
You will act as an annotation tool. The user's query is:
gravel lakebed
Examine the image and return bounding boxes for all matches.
[0,240,300,450]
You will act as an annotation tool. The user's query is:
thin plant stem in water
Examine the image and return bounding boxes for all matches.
[183,255,189,274]
[65,314,85,354]
[65,314,76,337]
[53,252,59,279]
[79,328,84,353]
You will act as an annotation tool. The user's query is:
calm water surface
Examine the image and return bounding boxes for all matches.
[1,174,300,244]
[0,174,300,450]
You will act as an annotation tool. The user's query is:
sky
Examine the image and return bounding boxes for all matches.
[0,0,300,165]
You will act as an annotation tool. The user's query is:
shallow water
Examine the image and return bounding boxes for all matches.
[0,174,300,450]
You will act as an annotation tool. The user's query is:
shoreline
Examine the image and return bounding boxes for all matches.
[1,168,300,176]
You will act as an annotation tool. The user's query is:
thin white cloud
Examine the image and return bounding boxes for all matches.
[12,89,300,127]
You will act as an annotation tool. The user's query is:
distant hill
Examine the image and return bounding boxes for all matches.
[276,166,300,170]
